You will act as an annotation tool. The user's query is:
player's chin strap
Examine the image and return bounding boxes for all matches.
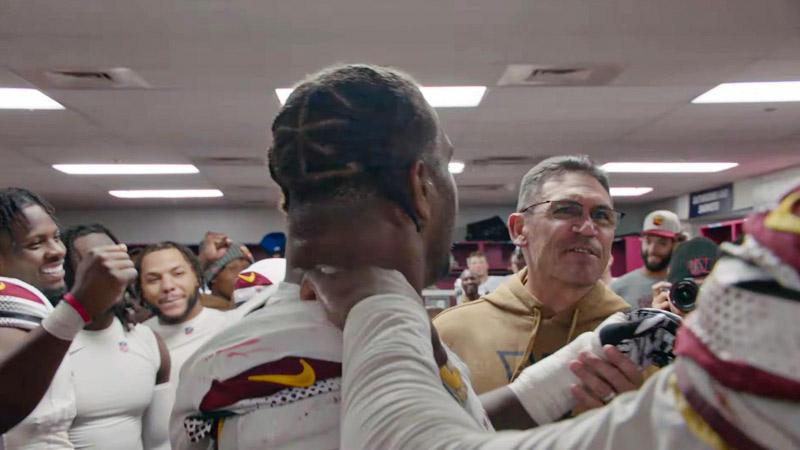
[508,308,681,425]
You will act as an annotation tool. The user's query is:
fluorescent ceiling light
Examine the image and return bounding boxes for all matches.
[109,189,223,199]
[601,162,738,173]
[610,187,653,197]
[420,86,487,107]
[448,161,465,174]
[275,88,293,105]
[54,164,199,175]
[275,86,487,108]
[0,88,64,110]
[692,81,800,103]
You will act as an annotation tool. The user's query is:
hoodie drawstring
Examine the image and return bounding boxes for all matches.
[509,308,581,382]
[566,308,580,345]
[509,310,541,382]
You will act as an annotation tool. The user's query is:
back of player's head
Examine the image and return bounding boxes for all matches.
[268,64,441,230]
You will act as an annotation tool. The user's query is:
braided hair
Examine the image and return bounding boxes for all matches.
[0,187,58,250]
[61,223,121,290]
[268,64,441,231]
[60,223,139,328]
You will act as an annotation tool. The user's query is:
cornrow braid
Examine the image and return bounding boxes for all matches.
[0,187,58,249]
[268,64,440,230]
[61,223,136,327]
[61,223,121,290]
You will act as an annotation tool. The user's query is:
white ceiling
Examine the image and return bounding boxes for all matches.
[1,0,799,208]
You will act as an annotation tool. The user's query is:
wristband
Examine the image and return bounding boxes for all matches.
[62,292,91,323]
[42,302,85,341]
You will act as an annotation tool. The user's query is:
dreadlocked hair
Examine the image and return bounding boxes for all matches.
[268,64,441,231]
[61,223,137,327]
[0,187,57,249]
[61,223,121,290]
[134,241,204,301]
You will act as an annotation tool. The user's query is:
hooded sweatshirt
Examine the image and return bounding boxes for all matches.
[433,267,630,394]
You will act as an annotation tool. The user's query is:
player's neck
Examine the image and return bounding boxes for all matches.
[286,216,426,292]
[84,311,115,331]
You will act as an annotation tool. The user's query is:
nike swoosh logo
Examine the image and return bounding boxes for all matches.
[69,347,87,355]
[238,273,256,283]
[248,358,316,387]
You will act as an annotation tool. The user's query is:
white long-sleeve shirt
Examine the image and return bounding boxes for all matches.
[341,294,799,450]
[171,283,490,450]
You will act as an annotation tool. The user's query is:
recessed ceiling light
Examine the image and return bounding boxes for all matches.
[601,162,738,173]
[448,161,465,174]
[275,86,487,108]
[610,187,653,197]
[692,81,800,103]
[54,164,199,175]
[0,88,64,110]
[109,189,223,199]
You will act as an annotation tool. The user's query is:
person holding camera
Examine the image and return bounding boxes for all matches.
[651,237,719,317]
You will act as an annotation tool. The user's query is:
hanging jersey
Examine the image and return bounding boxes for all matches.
[68,319,161,450]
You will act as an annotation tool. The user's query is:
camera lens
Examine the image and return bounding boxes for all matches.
[670,280,698,312]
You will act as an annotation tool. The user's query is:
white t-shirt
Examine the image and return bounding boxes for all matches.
[68,319,161,450]
[340,294,798,450]
[144,307,229,384]
[170,282,490,450]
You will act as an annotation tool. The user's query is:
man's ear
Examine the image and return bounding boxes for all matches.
[408,160,433,229]
[508,213,527,246]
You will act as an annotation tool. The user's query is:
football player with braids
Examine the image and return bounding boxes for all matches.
[0,187,135,448]
[61,224,172,450]
[171,64,679,449]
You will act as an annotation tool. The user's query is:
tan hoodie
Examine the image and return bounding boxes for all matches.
[434,267,630,394]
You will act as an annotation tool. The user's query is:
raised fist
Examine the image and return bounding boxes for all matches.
[69,244,137,320]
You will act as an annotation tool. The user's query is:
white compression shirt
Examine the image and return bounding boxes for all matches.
[0,357,76,450]
[0,276,76,450]
[144,307,229,384]
[341,294,771,450]
[68,319,163,450]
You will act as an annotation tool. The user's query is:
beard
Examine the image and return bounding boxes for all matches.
[149,289,201,325]
[642,249,671,272]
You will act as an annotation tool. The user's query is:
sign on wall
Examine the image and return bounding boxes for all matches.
[689,183,733,218]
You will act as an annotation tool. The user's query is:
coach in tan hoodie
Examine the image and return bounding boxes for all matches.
[435,156,630,394]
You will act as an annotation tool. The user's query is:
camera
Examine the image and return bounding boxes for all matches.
[670,279,698,312]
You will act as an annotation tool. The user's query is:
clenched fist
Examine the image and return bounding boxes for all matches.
[70,244,137,320]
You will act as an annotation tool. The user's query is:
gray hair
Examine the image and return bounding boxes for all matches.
[516,155,610,211]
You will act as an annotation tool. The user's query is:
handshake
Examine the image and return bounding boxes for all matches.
[302,266,682,425]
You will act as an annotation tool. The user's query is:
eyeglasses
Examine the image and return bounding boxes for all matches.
[519,200,625,229]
